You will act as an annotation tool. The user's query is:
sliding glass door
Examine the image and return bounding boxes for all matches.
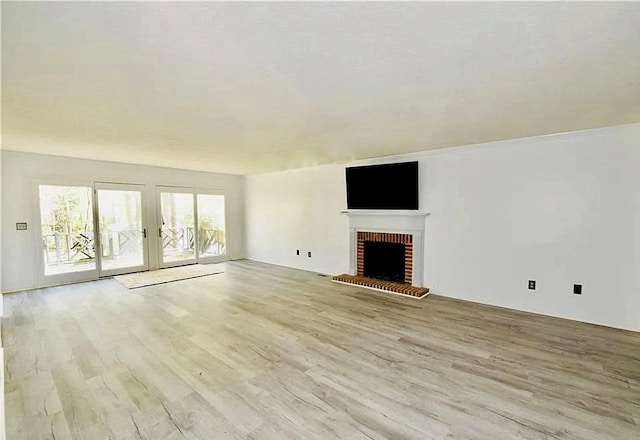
[95,183,149,276]
[35,182,227,284]
[157,187,226,268]
[36,181,150,285]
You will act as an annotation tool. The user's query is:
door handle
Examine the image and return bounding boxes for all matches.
[159,228,162,238]
[143,229,147,239]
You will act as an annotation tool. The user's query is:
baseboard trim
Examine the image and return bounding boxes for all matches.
[429,290,640,333]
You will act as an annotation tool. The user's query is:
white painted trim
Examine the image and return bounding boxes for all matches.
[343,211,429,232]
[341,210,430,217]
[95,182,151,277]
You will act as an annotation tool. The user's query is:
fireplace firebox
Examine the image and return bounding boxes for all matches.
[363,241,406,283]
[356,231,413,284]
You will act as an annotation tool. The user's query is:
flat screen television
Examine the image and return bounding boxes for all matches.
[346,161,419,210]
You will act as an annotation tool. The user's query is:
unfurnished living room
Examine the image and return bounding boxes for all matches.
[1,1,639,439]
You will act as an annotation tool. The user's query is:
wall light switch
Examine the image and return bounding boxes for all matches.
[528,280,536,290]
[16,222,27,230]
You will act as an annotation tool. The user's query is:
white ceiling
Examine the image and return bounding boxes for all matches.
[3,2,640,175]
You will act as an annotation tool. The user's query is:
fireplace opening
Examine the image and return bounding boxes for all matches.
[363,241,406,283]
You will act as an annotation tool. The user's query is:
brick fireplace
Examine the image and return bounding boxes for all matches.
[333,210,430,298]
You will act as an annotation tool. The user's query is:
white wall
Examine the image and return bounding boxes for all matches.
[0,149,3,314]
[0,150,4,440]
[1,151,245,292]
[246,123,640,331]
[246,165,350,276]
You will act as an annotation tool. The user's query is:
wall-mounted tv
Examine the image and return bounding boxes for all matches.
[346,161,419,210]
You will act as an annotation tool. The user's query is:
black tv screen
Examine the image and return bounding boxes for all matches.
[346,161,419,210]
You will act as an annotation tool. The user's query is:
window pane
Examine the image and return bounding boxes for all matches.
[39,185,96,275]
[197,194,226,258]
[160,192,196,263]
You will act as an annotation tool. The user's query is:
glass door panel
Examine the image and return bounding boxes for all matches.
[159,190,196,267]
[39,185,96,276]
[197,194,226,260]
[96,183,148,276]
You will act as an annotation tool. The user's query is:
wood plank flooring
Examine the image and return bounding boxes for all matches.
[3,260,639,440]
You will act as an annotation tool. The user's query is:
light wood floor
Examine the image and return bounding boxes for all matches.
[3,260,639,440]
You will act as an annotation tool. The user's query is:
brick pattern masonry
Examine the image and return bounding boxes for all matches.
[332,274,429,298]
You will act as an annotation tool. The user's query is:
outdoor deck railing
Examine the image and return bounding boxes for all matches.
[43,227,226,266]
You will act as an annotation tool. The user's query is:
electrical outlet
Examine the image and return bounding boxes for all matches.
[573,284,582,295]
[528,280,536,290]
[296,249,300,255]
[307,251,312,258]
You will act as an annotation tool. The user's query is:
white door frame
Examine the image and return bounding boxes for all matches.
[32,179,100,287]
[156,186,198,269]
[94,182,150,277]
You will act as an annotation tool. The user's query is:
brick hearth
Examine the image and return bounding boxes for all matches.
[332,274,429,298]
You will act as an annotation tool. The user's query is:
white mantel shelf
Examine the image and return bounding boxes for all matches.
[341,210,430,217]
